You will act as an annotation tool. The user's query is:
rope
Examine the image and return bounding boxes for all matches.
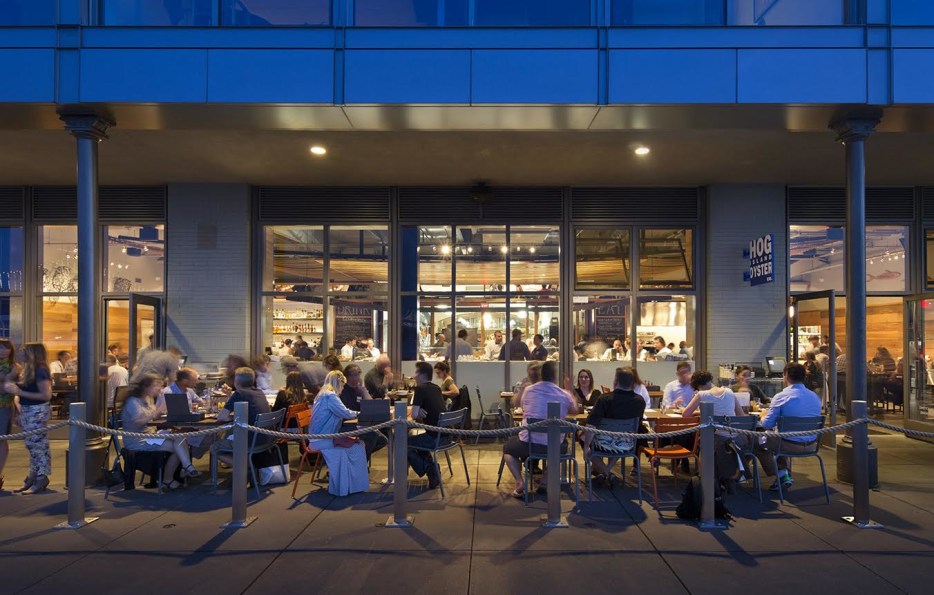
[711,418,867,438]
[565,419,708,440]
[237,419,396,441]
[0,421,70,441]
[68,419,234,440]
[867,418,934,439]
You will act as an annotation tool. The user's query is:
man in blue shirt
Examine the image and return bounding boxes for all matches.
[662,361,694,407]
[755,362,822,491]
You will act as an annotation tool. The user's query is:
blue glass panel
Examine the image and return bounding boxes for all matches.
[474,0,591,26]
[100,0,215,26]
[0,227,23,293]
[729,0,845,25]
[0,296,23,344]
[221,0,331,26]
[0,0,55,25]
[354,0,468,26]
[892,0,934,25]
[612,0,723,25]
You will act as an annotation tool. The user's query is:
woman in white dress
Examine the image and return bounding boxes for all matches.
[309,371,369,496]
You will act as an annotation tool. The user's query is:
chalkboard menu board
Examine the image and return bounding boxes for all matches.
[333,303,373,348]
[594,300,628,341]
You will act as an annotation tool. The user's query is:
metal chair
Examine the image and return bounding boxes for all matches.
[713,415,762,503]
[585,417,642,503]
[772,416,829,504]
[408,408,470,498]
[641,417,699,508]
[524,417,580,506]
[495,405,515,486]
[211,408,286,500]
[474,386,501,444]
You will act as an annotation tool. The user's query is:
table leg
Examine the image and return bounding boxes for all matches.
[381,426,395,486]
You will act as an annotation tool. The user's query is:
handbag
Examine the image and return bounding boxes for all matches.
[258,464,290,486]
[332,436,359,448]
[102,457,125,487]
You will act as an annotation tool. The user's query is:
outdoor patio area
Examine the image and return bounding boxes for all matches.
[1,432,932,594]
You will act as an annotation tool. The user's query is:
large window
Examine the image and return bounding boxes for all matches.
[39,226,78,357]
[0,0,55,25]
[640,228,694,289]
[221,0,331,26]
[575,229,630,290]
[105,225,165,293]
[0,227,24,343]
[790,225,909,293]
[611,0,852,26]
[261,225,389,360]
[99,0,216,26]
[354,0,591,26]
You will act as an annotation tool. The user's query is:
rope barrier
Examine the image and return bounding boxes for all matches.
[0,421,70,441]
[4,415,934,443]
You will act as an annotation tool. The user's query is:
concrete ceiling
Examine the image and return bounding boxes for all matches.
[1,103,932,186]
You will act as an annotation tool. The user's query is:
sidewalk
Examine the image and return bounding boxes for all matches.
[1,433,932,594]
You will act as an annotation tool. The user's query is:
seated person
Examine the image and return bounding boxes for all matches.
[583,367,646,484]
[340,364,386,461]
[364,355,394,399]
[406,362,448,489]
[121,373,200,489]
[273,371,309,418]
[682,370,743,418]
[729,365,769,405]
[662,362,694,408]
[755,363,822,492]
[433,361,460,407]
[215,367,273,465]
[602,339,628,362]
[501,361,580,499]
[156,367,203,416]
[253,355,273,392]
[309,371,369,496]
[573,368,601,407]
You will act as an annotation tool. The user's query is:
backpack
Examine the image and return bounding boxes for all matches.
[676,476,733,521]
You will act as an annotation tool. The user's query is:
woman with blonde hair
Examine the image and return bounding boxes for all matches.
[3,343,53,493]
[308,370,369,496]
[0,338,22,491]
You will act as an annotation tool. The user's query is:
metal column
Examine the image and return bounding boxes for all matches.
[60,112,114,482]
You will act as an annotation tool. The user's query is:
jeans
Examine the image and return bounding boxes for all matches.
[756,435,818,477]
[407,432,446,477]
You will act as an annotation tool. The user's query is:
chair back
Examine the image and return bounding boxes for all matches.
[776,415,824,444]
[456,385,472,413]
[114,385,132,415]
[601,385,612,394]
[526,416,578,438]
[282,402,309,429]
[438,408,468,429]
[294,408,312,429]
[497,405,515,429]
[654,417,701,452]
[594,417,640,455]
[249,409,286,453]
[712,415,758,431]
[475,386,485,411]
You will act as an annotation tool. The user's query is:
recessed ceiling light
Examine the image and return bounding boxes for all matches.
[309,145,327,156]
[634,146,650,156]
[440,244,451,256]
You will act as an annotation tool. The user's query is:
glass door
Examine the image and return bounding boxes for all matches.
[790,291,838,428]
[129,293,164,369]
[905,295,934,439]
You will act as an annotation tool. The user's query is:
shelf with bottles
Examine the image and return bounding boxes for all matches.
[272,308,323,320]
[272,323,322,334]
[274,331,322,335]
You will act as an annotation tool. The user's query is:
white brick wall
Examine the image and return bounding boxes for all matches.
[166,184,251,364]
[706,184,787,367]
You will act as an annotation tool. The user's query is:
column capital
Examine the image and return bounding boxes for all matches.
[58,112,115,141]
[829,108,882,143]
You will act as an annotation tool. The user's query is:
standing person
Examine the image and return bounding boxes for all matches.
[755,363,822,491]
[406,362,447,489]
[107,343,121,358]
[277,339,293,357]
[136,334,155,362]
[252,355,273,392]
[308,371,369,496]
[446,329,474,361]
[121,373,200,490]
[366,338,380,358]
[340,338,356,360]
[501,361,580,498]
[661,362,694,408]
[573,368,601,407]
[499,329,532,362]
[483,330,505,360]
[105,353,130,408]
[652,336,672,360]
[602,339,628,361]
[0,338,21,491]
[4,343,53,493]
[530,334,548,361]
[803,351,824,393]
[364,354,394,400]
[132,346,184,385]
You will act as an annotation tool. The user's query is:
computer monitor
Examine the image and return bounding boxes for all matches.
[764,357,787,377]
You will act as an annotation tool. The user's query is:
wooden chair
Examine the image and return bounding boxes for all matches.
[640,417,700,508]
[600,385,612,394]
[280,403,309,432]
[290,409,325,498]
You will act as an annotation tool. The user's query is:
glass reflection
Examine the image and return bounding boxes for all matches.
[264,226,324,292]
[221,0,330,26]
[575,228,630,290]
[510,226,559,292]
[0,227,24,293]
[639,228,693,289]
[329,226,389,293]
[455,226,506,292]
[100,0,215,26]
[40,226,78,294]
[105,225,165,293]
[417,226,453,292]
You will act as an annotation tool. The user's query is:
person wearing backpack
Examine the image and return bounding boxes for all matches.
[582,368,646,485]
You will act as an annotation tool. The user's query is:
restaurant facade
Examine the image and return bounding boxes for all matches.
[1,1,934,438]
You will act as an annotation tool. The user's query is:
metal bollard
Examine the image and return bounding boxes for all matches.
[222,401,256,528]
[385,401,413,527]
[54,403,99,530]
[698,402,723,530]
[844,400,882,528]
[542,401,568,528]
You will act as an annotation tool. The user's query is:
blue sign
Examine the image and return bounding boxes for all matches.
[743,234,774,286]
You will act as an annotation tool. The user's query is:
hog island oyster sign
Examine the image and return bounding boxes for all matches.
[743,234,774,286]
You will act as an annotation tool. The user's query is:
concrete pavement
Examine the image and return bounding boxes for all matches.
[0,433,932,594]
